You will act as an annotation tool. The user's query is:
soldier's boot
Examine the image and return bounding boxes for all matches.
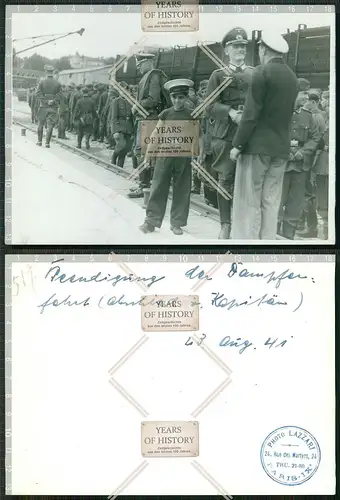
[218,223,231,239]
[323,223,328,240]
[300,227,318,238]
[191,172,201,194]
[171,226,183,236]
[36,127,43,146]
[85,135,90,150]
[45,127,53,148]
[128,154,145,197]
[111,152,118,165]
[139,222,155,234]
[281,222,295,240]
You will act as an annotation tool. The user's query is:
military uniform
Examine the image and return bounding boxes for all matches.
[73,88,98,149]
[278,106,320,239]
[98,86,109,142]
[128,52,170,199]
[105,89,119,147]
[298,92,326,239]
[111,82,134,167]
[69,85,82,132]
[205,28,253,238]
[91,84,101,140]
[191,80,209,196]
[313,125,329,239]
[35,65,62,147]
[57,86,70,139]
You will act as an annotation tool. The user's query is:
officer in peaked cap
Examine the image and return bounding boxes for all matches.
[204,26,253,239]
[222,27,248,47]
[257,29,289,56]
[44,64,55,74]
[135,52,156,67]
[35,64,62,147]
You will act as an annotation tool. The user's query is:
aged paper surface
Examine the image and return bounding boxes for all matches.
[141,294,199,331]
[7,255,335,495]
[141,421,199,457]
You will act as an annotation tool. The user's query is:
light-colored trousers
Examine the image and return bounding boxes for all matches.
[231,154,287,240]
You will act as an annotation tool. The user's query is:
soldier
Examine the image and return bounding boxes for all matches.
[91,83,101,141]
[205,28,253,238]
[73,87,98,149]
[111,81,134,168]
[97,84,109,142]
[35,65,62,147]
[312,99,329,240]
[128,52,170,199]
[28,86,36,123]
[57,85,70,140]
[191,80,208,196]
[105,87,119,148]
[299,91,327,238]
[139,79,195,236]
[278,91,320,239]
[69,84,82,133]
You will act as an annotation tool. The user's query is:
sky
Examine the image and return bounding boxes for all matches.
[11,12,334,60]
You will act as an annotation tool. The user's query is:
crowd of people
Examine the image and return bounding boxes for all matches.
[26,26,330,240]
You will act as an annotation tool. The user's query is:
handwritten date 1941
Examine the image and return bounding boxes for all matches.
[185,335,291,354]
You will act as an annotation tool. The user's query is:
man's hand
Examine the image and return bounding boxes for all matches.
[229,109,243,125]
[131,104,138,115]
[294,149,304,161]
[310,172,317,186]
[230,147,241,162]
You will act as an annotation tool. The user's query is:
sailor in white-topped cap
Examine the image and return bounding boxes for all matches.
[257,29,289,56]
[139,77,195,236]
[164,78,193,95]
[229,29,299,240]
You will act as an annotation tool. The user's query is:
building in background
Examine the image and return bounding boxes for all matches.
[58,64,113,85]
[69,51,104,69]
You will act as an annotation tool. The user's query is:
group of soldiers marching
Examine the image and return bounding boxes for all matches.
[26,27,330,240]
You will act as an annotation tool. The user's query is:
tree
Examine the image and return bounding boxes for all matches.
[53,56,72,71]
[23,53,50,71]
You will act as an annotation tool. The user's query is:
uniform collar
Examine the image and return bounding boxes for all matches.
[228,63,246,72]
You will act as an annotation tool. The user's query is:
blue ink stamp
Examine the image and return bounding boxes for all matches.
[260,426,321,486]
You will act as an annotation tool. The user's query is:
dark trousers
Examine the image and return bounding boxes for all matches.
[37,109,58,144]
[58,112,68,139]
[303,172,318,231]
[92,117,99,140]
[192,170,201,192]
[77,123,92,147]
[145,158,192,228]
[217,173,234,224]
[279,170,307,237]
[316,174,329,238]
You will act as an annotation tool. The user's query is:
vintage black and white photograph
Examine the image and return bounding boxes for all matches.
[6,5,335,244]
